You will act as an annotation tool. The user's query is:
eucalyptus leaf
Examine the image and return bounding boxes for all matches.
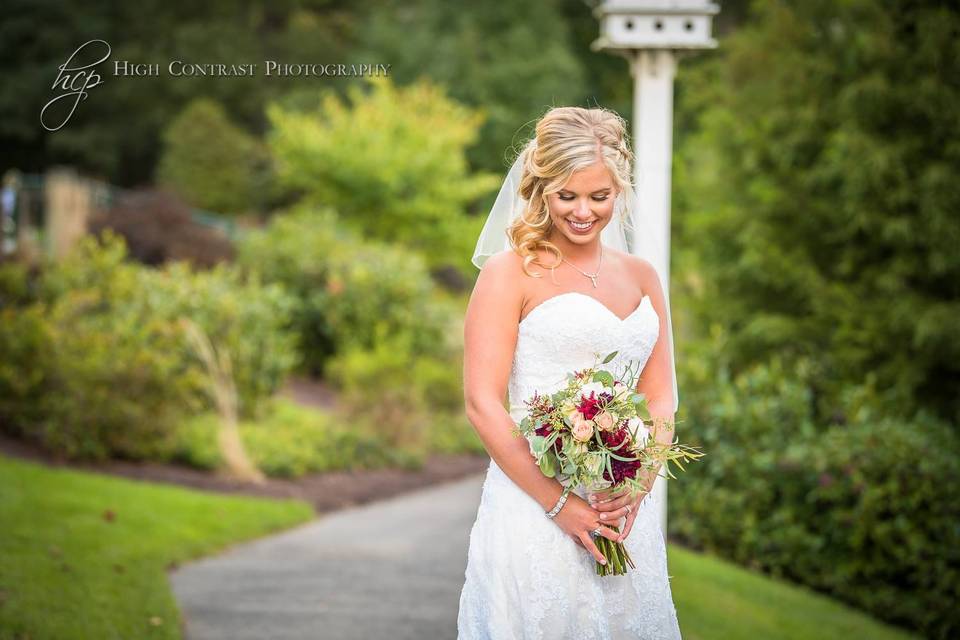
[602,350,618,364]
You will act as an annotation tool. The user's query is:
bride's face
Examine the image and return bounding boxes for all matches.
[546,160,618,247]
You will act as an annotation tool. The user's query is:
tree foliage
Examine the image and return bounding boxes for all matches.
[675,0,960,423]
[156,98,270,214]
[267,76,499,273]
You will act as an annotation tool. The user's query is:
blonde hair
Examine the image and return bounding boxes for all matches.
[507,106,634,277]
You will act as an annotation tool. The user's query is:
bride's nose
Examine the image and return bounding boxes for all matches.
[573,200,593,219]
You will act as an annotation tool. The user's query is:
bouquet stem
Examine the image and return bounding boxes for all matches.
[595,525,635,576]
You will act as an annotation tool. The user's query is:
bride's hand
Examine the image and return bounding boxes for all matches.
[551,493,621,565]
[588,485,647,543]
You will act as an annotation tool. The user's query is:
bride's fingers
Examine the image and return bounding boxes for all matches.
[589,485,630,503]
[616,498,643,542]
[596,502,632,522]
[590,492,633,513]
[579,526,619,565]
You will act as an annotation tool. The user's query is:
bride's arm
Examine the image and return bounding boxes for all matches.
[463,251,621,563]
[462,251,564,512]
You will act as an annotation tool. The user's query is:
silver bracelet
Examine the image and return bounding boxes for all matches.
[545,486,571,519]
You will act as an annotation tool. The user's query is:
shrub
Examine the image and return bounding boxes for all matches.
[88,188,235,267]
[156,97,271,215]
[166,397,415,477]
[237,206,458,375]
[323,323,476,464]
[266,75,498,274]
[0,231,299,460]
[670,346,960,638]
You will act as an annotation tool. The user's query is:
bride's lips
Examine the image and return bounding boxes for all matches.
[566,218,596,235]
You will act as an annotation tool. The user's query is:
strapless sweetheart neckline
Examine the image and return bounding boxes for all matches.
[519,291,652,328]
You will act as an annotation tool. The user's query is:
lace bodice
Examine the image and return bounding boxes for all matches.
[507,291,659,423]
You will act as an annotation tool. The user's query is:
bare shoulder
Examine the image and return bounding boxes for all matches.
[609,250,663,301]
[475,248,527,290]
[468,249,527,321]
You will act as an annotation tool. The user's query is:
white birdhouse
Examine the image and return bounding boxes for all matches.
[591,0,719,52]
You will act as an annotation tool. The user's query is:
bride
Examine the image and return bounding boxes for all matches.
[457,106,683,639]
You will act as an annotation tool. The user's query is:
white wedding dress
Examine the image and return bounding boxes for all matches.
[457,291,682,640]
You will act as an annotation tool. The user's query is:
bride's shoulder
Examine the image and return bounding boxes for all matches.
[473,249,528,295]
[479,247,552,277]
[605,246,654,274]
[605,247,660,291]
[468,249,527,327]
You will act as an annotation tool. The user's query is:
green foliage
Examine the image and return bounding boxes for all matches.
[0,231,299,460]
[156,97,271,214]
[0,305,52,434]
[237,206,458,375]
[166,397,414,478]
[266,75,498,273]
[324,326,473,465]
[670,342,960,639]
[674,0,960,423]
[0,261,35,308]
[357,0,591,173]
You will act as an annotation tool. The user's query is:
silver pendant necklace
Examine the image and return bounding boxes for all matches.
[561,245,603,288]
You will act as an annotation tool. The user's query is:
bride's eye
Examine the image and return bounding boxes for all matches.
[559,195,609,202]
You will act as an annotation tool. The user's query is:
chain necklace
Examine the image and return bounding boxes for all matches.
[561,244,603,288]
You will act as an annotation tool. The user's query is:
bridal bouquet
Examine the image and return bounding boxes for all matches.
[512,350,704,577]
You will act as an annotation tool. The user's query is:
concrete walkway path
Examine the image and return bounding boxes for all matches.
[170,470,487,640]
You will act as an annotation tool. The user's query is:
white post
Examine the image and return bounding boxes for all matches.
[630,48,677,539]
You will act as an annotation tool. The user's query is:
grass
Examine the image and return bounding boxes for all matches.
[0,453,314,640]
[669,544,919,640]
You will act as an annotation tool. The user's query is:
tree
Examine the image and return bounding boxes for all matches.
[267,75,500,274]
[157,98,270,215]
[675,0,960,423]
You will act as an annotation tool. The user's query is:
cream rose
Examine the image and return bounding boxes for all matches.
[594,410,615,432]
[572,416,595,442]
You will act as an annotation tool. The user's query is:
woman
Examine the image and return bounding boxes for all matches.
[457,106,682,639]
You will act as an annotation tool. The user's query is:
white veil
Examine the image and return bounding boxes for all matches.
[471,139,679,414]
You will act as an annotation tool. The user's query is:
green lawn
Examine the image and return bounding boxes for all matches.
[0,453,315,640]
[670,545,918,640]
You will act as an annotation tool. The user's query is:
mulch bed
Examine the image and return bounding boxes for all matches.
[0,434,490,515]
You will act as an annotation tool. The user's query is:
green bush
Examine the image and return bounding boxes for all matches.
[323,325,478,464]
[0,260,36,308]
[237,206,458,375]
[0,231,300,460]
[166,397,416,477]
[266,75,497,274]
[156,97,271,215]
[670,345,960,639]
[0,305,53,435]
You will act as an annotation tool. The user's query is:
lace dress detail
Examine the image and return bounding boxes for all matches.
[457,292,682,639]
